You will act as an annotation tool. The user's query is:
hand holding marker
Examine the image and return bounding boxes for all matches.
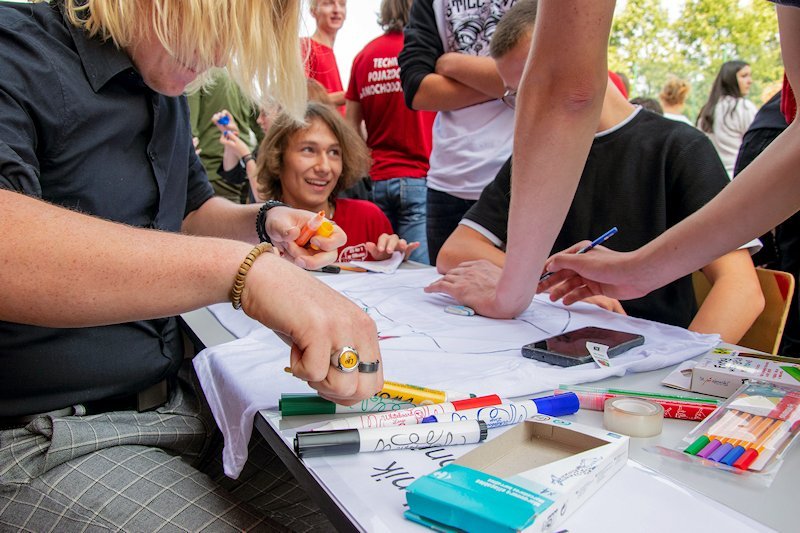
[295,210,334,250]
[540,226,618,282]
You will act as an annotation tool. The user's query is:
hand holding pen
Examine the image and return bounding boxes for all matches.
[540,227,617,282]
[540,227,658,302]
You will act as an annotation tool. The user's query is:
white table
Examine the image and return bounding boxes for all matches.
[181,306,795,533]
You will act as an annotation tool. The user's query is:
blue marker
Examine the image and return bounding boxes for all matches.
[217,115,230,126]
[540,226,618,282]
[421,392,580,429]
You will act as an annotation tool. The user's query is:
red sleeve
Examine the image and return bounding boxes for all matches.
[781,73,797,124]
[608,71,628,99]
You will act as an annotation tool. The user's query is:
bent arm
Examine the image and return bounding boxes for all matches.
[412,73,492,111]
[436,225,506,273]
[690,250,764,343]
[182,196,260,242]
[435,53,505,100]
[494,0,616,317]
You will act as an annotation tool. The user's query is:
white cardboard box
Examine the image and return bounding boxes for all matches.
[663,348,800,398]
[405,414,629,532]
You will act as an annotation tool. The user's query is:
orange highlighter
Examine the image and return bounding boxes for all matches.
[295,211,334,250]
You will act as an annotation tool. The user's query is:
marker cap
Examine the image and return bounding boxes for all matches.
[295,428,360,457]
[478,419,488,441]
[451,394,502,410]
[279,394,336,416]
[531,392,580,417]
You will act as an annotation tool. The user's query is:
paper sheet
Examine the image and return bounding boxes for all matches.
[347,251,404,273]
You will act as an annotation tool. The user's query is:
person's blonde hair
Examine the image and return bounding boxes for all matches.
[257,102,370,203]
[60,0,307,121]
[659,75,691,106]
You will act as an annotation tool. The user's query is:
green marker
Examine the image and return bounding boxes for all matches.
[559,384,720,405]
[684,435,710,455]
[279,394,414,416]
[780,366,800,382]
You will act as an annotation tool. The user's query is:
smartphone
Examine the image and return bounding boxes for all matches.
[521,326,645,367]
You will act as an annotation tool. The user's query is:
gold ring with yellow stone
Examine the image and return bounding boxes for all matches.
[331,346,359,373]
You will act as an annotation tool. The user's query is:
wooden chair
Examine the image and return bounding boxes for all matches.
[692,267,795,354]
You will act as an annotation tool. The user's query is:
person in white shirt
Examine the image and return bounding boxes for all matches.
[696,60,757,177]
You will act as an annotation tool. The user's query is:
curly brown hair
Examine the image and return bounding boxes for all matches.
[256,102,370,202]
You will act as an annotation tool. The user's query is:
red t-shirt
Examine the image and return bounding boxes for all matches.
[345,32,435,181]
[608,71,628,99]
[332,198,394,262]
[302,37,345,114]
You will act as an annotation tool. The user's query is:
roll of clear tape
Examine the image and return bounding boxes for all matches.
[603,397,664,437]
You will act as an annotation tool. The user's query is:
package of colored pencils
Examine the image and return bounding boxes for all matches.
[678,380,800,480]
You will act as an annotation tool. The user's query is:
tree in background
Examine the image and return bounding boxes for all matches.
[609,0,781,121]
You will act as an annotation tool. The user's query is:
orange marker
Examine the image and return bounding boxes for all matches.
[309,220,335,251]
[295,211,326,247]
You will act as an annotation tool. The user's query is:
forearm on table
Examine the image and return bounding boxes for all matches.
[436,226,506,273]
[182,196,261,242]
[411,74,492,111]
[0,189,253,327]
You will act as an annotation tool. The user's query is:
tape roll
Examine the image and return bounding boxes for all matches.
[603,397,664,437]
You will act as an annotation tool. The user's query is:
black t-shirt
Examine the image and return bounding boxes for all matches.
[463,108,730,328]
[0,2,214,416]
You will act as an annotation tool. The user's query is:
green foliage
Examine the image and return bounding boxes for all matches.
[609,0,781,121]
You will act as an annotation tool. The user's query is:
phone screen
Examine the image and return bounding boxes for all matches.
[533,326,643,359]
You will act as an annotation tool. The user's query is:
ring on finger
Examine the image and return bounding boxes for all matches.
[331,346,359,373]
[357,360,380,373]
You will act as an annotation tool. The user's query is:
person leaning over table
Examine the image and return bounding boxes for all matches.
[428,0,763,344]
[432,0,800,324]
[0,1,381,531]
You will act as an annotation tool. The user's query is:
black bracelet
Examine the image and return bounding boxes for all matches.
[256,200,288,243]
[242,153,256,165]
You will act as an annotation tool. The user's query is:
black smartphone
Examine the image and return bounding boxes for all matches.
[521,326,645,367]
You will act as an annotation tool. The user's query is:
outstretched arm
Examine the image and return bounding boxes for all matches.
[488,0,616,318]
[546,6,800,298]
[0,189,381,403]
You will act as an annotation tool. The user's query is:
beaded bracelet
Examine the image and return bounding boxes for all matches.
[230,242,274,309]
[256,200,288,243]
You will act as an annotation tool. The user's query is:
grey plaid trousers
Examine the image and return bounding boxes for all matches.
[0,364,334,532]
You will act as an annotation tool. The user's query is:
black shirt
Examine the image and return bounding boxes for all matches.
[0,2,214,416]
[463,108,731,329]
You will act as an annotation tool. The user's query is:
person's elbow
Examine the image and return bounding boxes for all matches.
[743,277,766,324]
[436,241,460,274]
[521,70,605,117]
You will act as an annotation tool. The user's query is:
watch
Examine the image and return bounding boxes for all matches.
[256,200,288,243]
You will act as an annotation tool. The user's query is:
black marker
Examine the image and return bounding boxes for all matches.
[294,420,487,458]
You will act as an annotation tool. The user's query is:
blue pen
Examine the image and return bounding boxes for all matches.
[539,226,618,282]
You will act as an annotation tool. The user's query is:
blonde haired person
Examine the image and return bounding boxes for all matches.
[659,75,694,126]
[0,1,381,530]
